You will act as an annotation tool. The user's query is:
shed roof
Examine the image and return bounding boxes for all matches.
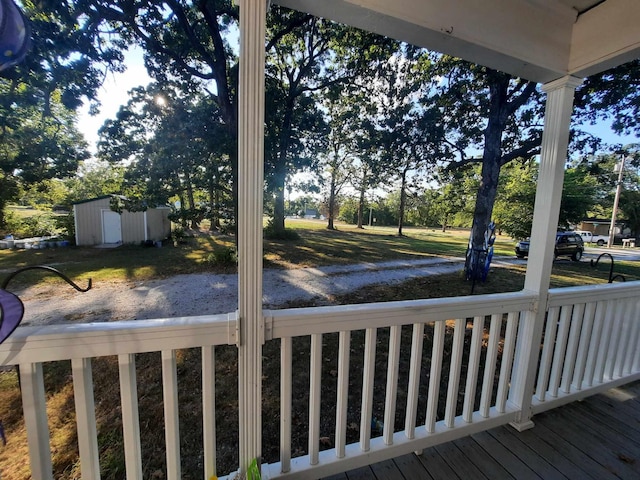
[72,195,126,206]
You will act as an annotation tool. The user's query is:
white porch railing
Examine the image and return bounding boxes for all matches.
[1,282,639,479]
[0,314,238,480]
[532,282,640,414]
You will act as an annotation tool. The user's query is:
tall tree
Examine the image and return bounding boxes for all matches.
[424,56,542,271]
[0,0,122,226]
[317,87,362,230]
[99,83,233,228]
[573,59,640,137]
[371,50,445,236]
[264,8,397,236]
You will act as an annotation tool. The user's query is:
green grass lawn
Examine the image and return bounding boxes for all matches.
[2,217,637,291]
[1,218,639,479]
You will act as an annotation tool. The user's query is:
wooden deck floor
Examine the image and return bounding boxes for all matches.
[324,382,640,480]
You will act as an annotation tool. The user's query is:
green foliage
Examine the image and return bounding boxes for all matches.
[206,247,237,267]
[338,197,360,224]
[171,226,187,244]
[264,219,300,240]
[559,166,600,228]
[620,190,640,239]
[54,212,76,242]
[64,161,126,203]
[494,160,603,239]
[493,162,537,239]
[0,210,21,236]
[11,214,58,238]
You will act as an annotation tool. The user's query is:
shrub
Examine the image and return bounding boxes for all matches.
[264,219,300,240]
[14,214,58,237]
[54,212,75,242]
[206,247,237,266]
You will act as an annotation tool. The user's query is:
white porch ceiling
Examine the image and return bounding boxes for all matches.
[273,0,640,83]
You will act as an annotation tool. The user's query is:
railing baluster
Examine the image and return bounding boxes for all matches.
[606,301,624,380]
[617,299,634,377]
[71,358,100,480]
[384,325,402,445]
[202,345,217,479]
[161,350,181,480]
[463,316,484,423]
[584,300,606,387]
[118,353,143,480]
[445,318,465,428]
[404,323,424,439]
[633,299,640,372]
[549,306,572,397]
[335,331,350,458]
[20,362,53,479]
[536,307,560,401]
[623,300,640,374]
[309,333,322,465]
[480,314,501,418]
[561,303,585,394]
[573,302,596,391]
[595,300,616,383]
[280,337,292,472]
[496,311,518,413]
[426,321,444,432]
[359,328,377,451]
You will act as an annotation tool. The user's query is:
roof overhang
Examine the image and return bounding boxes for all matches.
[273,0,640,83]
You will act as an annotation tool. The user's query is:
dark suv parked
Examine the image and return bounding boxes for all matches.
[515,232,584,261]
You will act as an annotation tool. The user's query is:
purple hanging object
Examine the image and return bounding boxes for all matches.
[0,288,24,344]
[0,0,31,72]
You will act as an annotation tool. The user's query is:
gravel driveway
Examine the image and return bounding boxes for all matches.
[14,257,463,326]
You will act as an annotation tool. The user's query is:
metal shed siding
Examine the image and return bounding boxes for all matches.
[74,197,172,246]
[74,197,112,246]
[146,208,171,241]
[121,210,146,244]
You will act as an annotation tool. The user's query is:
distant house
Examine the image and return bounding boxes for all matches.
[303,208,319,219]
[73,195,171,246]
[577,219,630,237]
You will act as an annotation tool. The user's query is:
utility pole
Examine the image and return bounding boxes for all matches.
[608,154,626,248]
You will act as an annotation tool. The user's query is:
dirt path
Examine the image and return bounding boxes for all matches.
[14,257,464,326]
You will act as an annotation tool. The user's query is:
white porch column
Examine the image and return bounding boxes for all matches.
[237,0,267,473]
[509,75,582,430]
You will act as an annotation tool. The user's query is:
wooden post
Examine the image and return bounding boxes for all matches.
[237,0,267,474]
[509,75,582,430]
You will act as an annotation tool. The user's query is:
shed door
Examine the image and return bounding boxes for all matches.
[102,210,122,244]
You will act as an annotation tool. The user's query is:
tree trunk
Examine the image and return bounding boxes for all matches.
[327,175,337,230]
[178,191,188,228]
[469,75,509,254]
[441,213,448,232]
[397,168,407,236]
[0,196,6,230]
[357,187,365,229]
[184,170,198,229]
[271,100,295,237]
[273,168,286,234]
[208,172,219,232]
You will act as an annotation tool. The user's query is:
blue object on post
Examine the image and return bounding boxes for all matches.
[0,288,23,344]
[0,0,31,72]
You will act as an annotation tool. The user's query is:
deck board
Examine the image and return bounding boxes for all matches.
[322,381,640,480]
[472,429,543,479]
[453,435,516,479]
[487,422,564,479]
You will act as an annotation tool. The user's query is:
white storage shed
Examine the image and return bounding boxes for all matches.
[72,195,171,246]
